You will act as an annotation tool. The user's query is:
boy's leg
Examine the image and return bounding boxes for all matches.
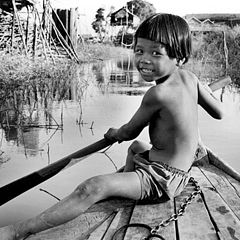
[124,140,151,172]
[0,172,141,240]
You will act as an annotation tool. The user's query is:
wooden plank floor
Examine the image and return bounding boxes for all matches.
[28,155,240,240]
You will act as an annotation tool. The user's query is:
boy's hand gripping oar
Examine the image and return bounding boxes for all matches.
[0,138,116,206]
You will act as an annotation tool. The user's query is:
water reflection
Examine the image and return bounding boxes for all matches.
[93,56,154,96]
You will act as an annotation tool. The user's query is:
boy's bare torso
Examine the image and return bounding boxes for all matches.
[148,70,199,171]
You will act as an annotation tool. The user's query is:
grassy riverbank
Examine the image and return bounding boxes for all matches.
[0,44,132,85]
[77,43,133,61]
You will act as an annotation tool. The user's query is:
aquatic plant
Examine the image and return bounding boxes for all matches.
[226,26,240,87]
[0,54,78,129]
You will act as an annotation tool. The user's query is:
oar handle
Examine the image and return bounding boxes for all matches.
[208,76,231,92]
[0,138,116,206]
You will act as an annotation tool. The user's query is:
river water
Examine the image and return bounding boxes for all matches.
[0,56,240,226]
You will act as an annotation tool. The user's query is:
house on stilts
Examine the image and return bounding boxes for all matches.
[109,6,139,47]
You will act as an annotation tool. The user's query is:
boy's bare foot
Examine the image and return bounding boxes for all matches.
[0,225,17,240]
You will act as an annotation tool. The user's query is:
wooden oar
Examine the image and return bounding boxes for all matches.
[208,76,231,91]
[0,138,116,206]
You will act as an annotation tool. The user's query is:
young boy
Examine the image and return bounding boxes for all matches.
[0,13,223,240]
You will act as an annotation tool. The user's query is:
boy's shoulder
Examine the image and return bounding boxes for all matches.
[157,69,198,90]
[143,82,173,106]
[178,69,198,82]
[174,69,199,90]
[144,70,198,103]
[142,84,166,107]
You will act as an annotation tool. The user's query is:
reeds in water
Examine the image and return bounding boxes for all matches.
[0,54,78,129]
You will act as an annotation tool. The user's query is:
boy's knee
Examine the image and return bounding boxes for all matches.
[128,140,146,155]
[74,176,107,200]
[128,140,141,154]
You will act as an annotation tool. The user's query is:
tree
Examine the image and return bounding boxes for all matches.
[126,0,156,22]
[91,8,107,42]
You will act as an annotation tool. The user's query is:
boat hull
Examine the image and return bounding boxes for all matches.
[27,148,240,240]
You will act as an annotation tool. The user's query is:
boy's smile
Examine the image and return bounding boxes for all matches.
[134,38,178,82]
[139,67,154,76]
[141,68,153,73]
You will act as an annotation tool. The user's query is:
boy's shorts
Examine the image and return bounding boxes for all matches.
[133,151,191,203]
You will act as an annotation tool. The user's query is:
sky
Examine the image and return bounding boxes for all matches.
[51,0,240,34]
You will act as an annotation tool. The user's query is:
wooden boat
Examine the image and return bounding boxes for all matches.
[26,145,240,240]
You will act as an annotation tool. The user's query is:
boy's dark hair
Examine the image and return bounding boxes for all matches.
[134,13,192,64]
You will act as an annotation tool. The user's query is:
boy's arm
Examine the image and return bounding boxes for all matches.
[194,77,235,175]
[197,80,224,119]
[104,87,161,142]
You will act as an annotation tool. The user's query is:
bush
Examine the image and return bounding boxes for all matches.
[226,26,240,87]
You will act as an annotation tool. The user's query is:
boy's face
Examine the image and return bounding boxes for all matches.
[134,38,178,82]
